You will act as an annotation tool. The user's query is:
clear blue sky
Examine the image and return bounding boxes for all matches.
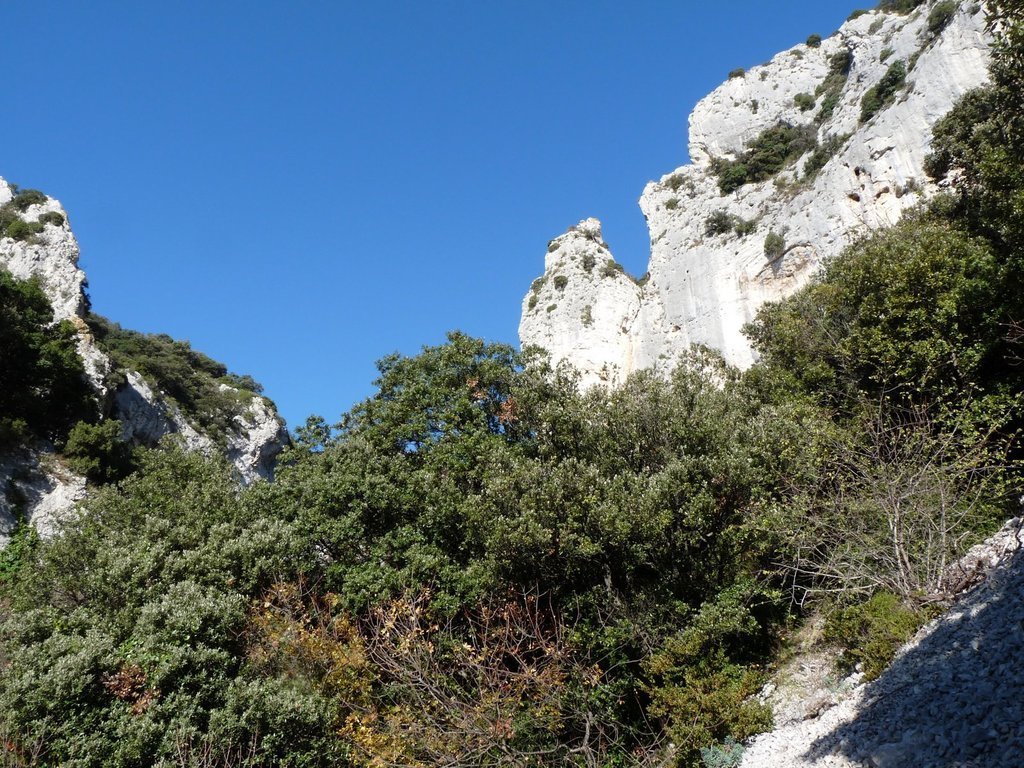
[4,1,859,430]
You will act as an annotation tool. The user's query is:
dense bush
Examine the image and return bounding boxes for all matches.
[806,33,822,47]
[876,0,925,12]
[712,123,818,194]
[794,92,816,112]
[860,60,907,123]
[763,231,786,260]
[0,270,94,446]
[746,217,1006,414]
[64,419,136,484]
[927,0,957,36]
[38,210,65,227]
[705,209,735,235]
[0,449,328,766]
[802,132,849,180]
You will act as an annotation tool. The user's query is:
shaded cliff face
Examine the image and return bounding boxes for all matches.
[520,2,992,387]
[0,178,289,544]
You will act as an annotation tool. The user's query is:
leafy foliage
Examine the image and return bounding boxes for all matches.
[763,231,786,260]
[802,133,849,180]
[64,419,137,484]
[0,270,94,446]
[927,0,957,36]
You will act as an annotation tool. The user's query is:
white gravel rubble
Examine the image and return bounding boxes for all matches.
[740,519,1024,768]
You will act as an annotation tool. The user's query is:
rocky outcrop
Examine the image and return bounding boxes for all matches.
[0,449,87,548]
[0,177,290,540]
[114,373,288,483]
[521,2,992,386]
[0,179,111,393]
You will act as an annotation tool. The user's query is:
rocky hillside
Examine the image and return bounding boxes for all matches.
[0,178,288,546]
[520,1,992,386]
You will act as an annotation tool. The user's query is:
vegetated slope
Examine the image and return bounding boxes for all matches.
[0,178,289,547]
[520,0,991,387]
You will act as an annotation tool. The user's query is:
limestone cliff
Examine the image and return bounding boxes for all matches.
[520,2,992,386]
[0,178,289,544]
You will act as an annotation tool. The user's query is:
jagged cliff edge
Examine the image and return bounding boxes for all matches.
[0,178,289,544]
[520,2,991,386]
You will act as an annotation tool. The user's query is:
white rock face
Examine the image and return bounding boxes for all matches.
[0,449,87,546]
[116,370,214,451]
[223,386,291,483]
[115,373,288,483]
[521,3,992,382]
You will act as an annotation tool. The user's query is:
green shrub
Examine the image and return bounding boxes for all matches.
[879,46,895,62]
[9,189,46,211]
[601,259,625,278]
[0,522,38,589]
[530,276,546,293]
[824,592,929,680]
[706,209,736,236]
[860,60,906,123]
[728,67,746,79]
[806,34,822,47]
[750,99,759,114]
[815,49,854,124]
[713,123,818,194]
[733,217,758,237]
[0,270,94,446]
[664,173,685,191]
[581,305,593,326]
[64,419,136,484]
[745,217,1004,411]
[4,218,43,241]
[802,133,850,180]
[546,239,559,253]
[527,294,538,310]
[876,0,924,12]
[38,210,65,227]
[582,253,596,272]
[665,197,679,210]
[764,231,786,260]
[546,303,557,312]
[702,738,746,768]
[848,9,870,20]
[553,275,568,291]
[927,0,957,36]
[794,92,816,112]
